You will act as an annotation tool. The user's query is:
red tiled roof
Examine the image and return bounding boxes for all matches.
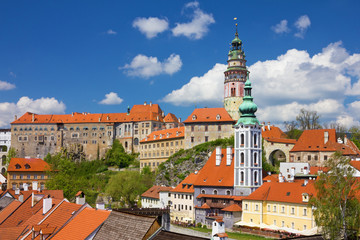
[215,233,229,238]
[309,166,329,175]
[221,204,242,212]
[350,161,360,172]
[75,191,83,197]
[264,137,297,144]
[233,196,245,202]
[7,158,50,172]
[51,208,111,240]
[244,180,316,204]
[163,113,178,123]
[141,186,173,200]
[290,129,358,156]
[140,127,184,143]
[261,126,287,139]
[171,173,199,193]
[263,174,279,182]
[196,194,234,199]
[193,148,234,187]
[195,203,210,209]
[0,226,27,239]
[0,200,21,224]
[183,108,235,123]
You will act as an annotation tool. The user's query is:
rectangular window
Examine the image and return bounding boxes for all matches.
[191,126,194,132]
[205,136,209,142]
[273,205,277,212]
[308,155,311,161]
[324,155,328,160]
[218,125,221,131]
[245,204,248,210]
[291,207,295,214]
[303,208,307,216]
[281,206,285,213]
[191,137,194,143]
[255,204,259,211]
[205,125,208,131]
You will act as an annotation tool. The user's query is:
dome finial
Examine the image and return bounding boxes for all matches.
[234,17,238,37]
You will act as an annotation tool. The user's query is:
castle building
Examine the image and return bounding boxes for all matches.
[10,102,180,160]
[233,78,262,196]
[224,25,249,121]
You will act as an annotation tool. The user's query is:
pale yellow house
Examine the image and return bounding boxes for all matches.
[239,180,317,234]
[170,172,199,223]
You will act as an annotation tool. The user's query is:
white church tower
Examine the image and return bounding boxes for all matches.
[234,77,262,196]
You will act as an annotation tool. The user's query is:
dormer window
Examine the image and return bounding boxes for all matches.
[25,164,30,169]
[167,133,170,138]
[153,135,156,140]
[192,115,197,120]
[15,164,21,169]
[216,114,221,120]
[302,193,309,202]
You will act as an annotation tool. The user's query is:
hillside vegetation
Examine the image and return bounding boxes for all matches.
[155,137,234,186]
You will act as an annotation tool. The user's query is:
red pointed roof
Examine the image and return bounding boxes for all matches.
[193,148,234,187]
[183,108,235,123]
[221,204,242,212]
[163,113,178,123]
[171,172,199,194]
[262,125,288,139]
[195,203,210,209]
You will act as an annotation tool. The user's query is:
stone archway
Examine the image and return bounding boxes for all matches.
[269,149,287,166]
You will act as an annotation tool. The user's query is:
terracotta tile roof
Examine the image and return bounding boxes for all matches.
[7,158,50,172]
[350,161,360,172]
[141,186,173,200]
[261,125,288,139]
[244,180,316,204]
[152,230,209,240]
[171,173,199,193]
[264,137,297,144]
[309,166,329,175]
[163,113,178,123]
[215,233,229,238]
[0,200,21,224]
[263,174,279,182]
[51,208,110,240]
[345,138,360,155]
[196,194,234,199]
[93,210,158,240]
[11,104,176,125]
[195,203,210,209]
[193,148,234,187]
[140,127,184,143]
[0,196,15,211]
[183,108,235,123]
[290,129,359,156]
[0,226,27,240]
[75,191,83,197]
[221,204,242,212]
[233,196,245,201]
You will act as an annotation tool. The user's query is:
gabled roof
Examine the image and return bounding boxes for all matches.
[193,148,234,187]
[93,210,158,240]
[221,204,242,212]
[0,200,21,224]
[264,138,297,144]
[244,180,316,204]
[195,203,210,209]
[7,158,50,172]
[261,125,288,139]
[263,174,279,182]
[163,113,178,123]
[309,166,329,175]
[140,127,184,143]
[51,208,110,240]
[171,172,199,194]
[141,186,173,200]
[350,161,360,172]
[183,108,235,123]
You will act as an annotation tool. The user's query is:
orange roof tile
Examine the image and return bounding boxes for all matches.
[244,180,316,204]
[171,173,199,193]
[193,148,234,187]
[51,208,111,240]
[233,196,245,202]
[183,108,235,123]
[163,113,178,123]
[0,200,21,224]
[140,127,184,143]
[221,204,242,212]
[141,186,173,199]
[0,226,27,239]
[261,125,287,139]
[264,137,297,144]
[309,166,329,175]
[263,174,279,182]
[7,158,50,172]
[195,203,210,209]
[350,161,360,172]
[75,191,83,197]
[215,233,229,238]
[196,194,234,199]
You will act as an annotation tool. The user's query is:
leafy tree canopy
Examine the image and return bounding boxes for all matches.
[105,139,135,168]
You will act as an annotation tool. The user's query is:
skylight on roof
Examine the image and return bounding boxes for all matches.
[286,192,290,196]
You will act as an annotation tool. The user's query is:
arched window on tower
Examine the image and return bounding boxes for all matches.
[254,152,258,165]
[231,88,236,97]
[254,134,257,146]
[254,171,258,185]
[241,152,244,164]
[241,134,244,146]
[241,171,244,183]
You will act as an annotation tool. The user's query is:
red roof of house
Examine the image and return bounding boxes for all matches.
[7,158,50,172]
[244,180,316,204]
[140,127,184,143]
[264,138,297,144]
[309,166,329,175]
[195,203,210,209]
[196,194,234,199]
[163,113,178,123]
[221,204,242,212]
[141,186,173,200]
[0,200,21,224]
[350,161,360,172]
[51,208,110,240]
[215,233,229,238]
[183,108,235,123]
[261,125,287,139]
[171,172,199,194]
[290,129,359,156]
[193,148,234,187]
[263,174,279,182]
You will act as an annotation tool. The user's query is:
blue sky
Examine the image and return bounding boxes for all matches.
[1,0,360,128]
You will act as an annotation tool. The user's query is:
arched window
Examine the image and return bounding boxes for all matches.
[241,134,244,146]
[254,152,258,165]
[226,190,231,195]
[241,152,244,164]
[254,171,258,184]
[213,190,218,195]
[2,155,6,165]
[201,190,205,194]
[125,141,128,149]
[254,134,257,146]
[241,171,244,182]
[134,138,139,146]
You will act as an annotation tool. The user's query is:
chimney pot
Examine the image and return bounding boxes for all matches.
[215,147,222,166]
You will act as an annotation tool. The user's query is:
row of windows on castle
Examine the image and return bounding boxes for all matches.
[291,154,329,161]
[190,125,223,132]
[141,148,180,159]
[13,126,111,131]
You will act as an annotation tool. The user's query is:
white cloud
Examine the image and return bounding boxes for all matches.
[162,63,226,106]
[106,29,117,35]
[0,80,16,90]
[121,53,182,78]
[172,1,215,40]
[0,96,66,128]
[272,20,290,34]
[99,92,123,105]
[132,17,169,39]
[162,41,360,127]
[294,15,311,38]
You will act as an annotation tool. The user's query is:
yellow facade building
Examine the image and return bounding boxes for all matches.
[240,180,317,234]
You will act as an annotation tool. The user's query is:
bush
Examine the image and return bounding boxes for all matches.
[196,222,202,228]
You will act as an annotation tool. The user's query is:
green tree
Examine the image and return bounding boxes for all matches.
[349,126,360,150]
[283,121,303,140]
[105,169,154,207]
[311,152,360,240]
[105,139,134,168]
[6,147,17,165]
